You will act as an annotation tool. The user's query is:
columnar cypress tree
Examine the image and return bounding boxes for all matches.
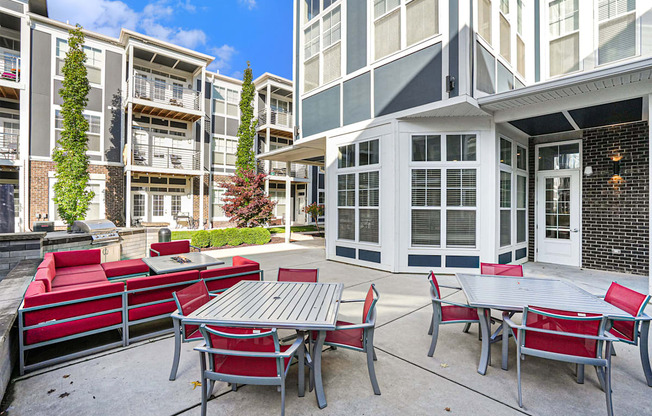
[235,61,257,174]
[52,25,93,228]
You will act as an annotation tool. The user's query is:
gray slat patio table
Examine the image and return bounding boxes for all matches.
[184,280,344,409]
[142,252,224,274]
[455,273,632,376]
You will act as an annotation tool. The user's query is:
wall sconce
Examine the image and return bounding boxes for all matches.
[611,155,623,180]
[584,166,593,176]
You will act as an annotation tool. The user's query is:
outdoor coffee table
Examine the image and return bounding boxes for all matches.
[455,273,632,375]
[142,252,224,274]
[184,280,344,409]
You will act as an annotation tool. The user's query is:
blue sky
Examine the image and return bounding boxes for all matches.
[48,0,294,80]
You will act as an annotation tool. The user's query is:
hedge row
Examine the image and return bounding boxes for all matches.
[179,227,272,248]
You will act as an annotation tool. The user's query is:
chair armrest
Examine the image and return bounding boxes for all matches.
[170,312,183,320]
[438,284,462,290]
[333,322,374,330]
[504,316,620,342]
[189,245,201,252]
[149,248,160,257]
[340,299,365,304]
[282,336,306,357]
[431,297,476,309]
[193,344,302,359]
[209,293,220,298]
[635,313,652,322]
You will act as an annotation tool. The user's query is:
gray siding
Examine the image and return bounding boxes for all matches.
[374,43,442,117]
[302,85,340,138]
[448,0,459,98]
[213,115,225,135]
[30,30,51,157]
[343,72,370,126]
[0,0,22,13]
[53,80,102,111]
[104,51,122,163]
[226,118,238,137]
[346,0,367,74]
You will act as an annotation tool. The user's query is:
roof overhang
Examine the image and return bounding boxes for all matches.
[257,136,325,167]
[403,95,490,118]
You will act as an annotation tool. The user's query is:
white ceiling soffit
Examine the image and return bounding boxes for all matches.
[403,96,490,118]
[257,137,325,166]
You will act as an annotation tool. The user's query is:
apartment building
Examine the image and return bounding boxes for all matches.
[259,0,652,278]
[0,0,315,233]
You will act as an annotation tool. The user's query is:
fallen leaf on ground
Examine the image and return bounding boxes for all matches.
[58,392,69,398]
[47,389,55,395]
[62,375,70,379]
[445,407,451,412]
[191,381,202,390]
[440,363,449,368]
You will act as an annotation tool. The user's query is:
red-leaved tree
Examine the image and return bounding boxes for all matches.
[219,168,277,228]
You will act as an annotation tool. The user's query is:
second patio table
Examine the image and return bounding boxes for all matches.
[142,252,224,274]
[455,273,632,375]
[184,280,344,409]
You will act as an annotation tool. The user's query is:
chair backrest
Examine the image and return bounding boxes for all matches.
[427,271,441,299]
[362,284,379,324]
[200,325,283,378]
[522,306,605,358]
[480,262,523,277]
[150,240,190,257]
[277,268,319,283]
[604,282,650,341]
[172,280,210,317]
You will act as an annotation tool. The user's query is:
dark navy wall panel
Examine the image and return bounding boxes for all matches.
[347,0,367,74]
[343,72,371,126]
[336,246,356,259]
[448,0,459,98]
[408,254,442,267]
[515,247,527,260]
[374,43,442,117]
[30,30,52,157]
[302,85,340,137]
[445,255,480,268]
[359,249,381,264]
[498,252,513,265]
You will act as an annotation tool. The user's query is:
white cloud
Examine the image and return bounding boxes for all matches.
[208,44,237,74]
[177,0,196,13]
[238,0,256,10]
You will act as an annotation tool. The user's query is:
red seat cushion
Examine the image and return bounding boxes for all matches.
[150,241,190,257]
[200,260,261,293]
[127,270,199,321]
[52,249,101,268]
[38,254,54,270]
[55,264,105,276]
[441,305,479,322]
[34,267,56,292]
[609,323,635,342]
[102,259,149,278]
[604,282,649,342]
[322,320,364,349]
[51,271,108,289]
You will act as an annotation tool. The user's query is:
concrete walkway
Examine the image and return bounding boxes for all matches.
[3,240,651,415]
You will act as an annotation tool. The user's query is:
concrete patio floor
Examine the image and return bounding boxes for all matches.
[3,239,651,415]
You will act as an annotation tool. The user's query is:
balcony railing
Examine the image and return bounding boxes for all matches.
[266,161,309,179]
[0,52,20,83]
[258,109,293,129]
[0,132,18,160]
[130,73,200,111]
[132,143,199,170]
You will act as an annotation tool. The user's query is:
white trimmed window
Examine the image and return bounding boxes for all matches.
[226,89,239,117]
[516,0,525,76]
[213,137,237,167]
[56,38,103,84]
[212,187,226,218]
[548,0,580,77]
[597,0,636,65]
[213,86,226,114]
[406,0,439,47]
[478,0,492,44]
[499,0,511,63]
[374,0,401,60]
[304,22,320,92]
[55,109,101,153]
[305,0,320,22]
[322,6,342,84]
[499,137,528,250]
[50,175,105,224]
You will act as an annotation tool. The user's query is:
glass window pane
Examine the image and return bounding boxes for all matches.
[446,210,476,247]
[426,135,441,161]
[338,144,355,168]
[412,209,440,246]
[500,171,511,208]
[360,139,379,165]
[516,145,526,170]
[338,208,355,240]
[517,175,527,208]
[517,210,526,242]
[412,135,426,161]
[500,138,512,165]
[359,209,379,243]
[500,210,511,246]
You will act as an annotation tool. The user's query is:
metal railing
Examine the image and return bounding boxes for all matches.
[266,161,309,179]
[0,132,18,160]
[0,52,20,83]
[130,73,200,111]
[258,109,293,129]
[132,143,199,170]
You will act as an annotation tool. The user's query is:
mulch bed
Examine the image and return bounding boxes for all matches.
[199,236,287,251]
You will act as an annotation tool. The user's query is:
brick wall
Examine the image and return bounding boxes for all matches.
[29,161,124,229]
[581,121,649,275]
[527,121,649,275]
[192,176,210,227]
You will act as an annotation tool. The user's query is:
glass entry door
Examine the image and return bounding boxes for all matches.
[536,172,580,266]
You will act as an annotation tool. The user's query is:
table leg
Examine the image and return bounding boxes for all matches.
[313,330,328,409]
[297,330,305,397]
[502,311,509,371]
[640,320,652,387]
[477,308,491,375]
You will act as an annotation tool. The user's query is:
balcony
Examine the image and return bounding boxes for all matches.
[0,132,18,161]
[0,52,20,100]
[132,143,200,171]
[258,109,293,130]
[265,161,309,180]
[129,73,201,121]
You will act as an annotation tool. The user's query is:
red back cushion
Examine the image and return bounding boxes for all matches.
[278,268,318,283]
[362,285,376,324]
[428,272,441,299]
[25,281,46,298]
[175,280,210,316]
[34,267,56,292]
[604,282,649,341]
[480,263,524,277]
[150,241,190,257]
[200,262,260,293]
[127,270,199,306]
[52,249,101,268]
[38,254,54,270]
[208,328,286,377]
[524,306,602,358]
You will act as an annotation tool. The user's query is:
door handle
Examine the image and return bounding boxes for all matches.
[571,228,579,233]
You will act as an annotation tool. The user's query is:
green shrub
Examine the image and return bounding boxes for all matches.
[191,230,210,248]
[240,228,257,245]
[224,228,243,246]
[252,227,271,245]
[171,231,193,241]
[210,229,228,247]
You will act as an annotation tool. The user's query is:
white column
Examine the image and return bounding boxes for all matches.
[19,16,31,231]
[285,161,292,243]
[125,173,132,227]
[199,67,206,230]
[125,45,134,228]
[649,93,652,295]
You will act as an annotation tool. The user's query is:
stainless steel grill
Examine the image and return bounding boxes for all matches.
[71,219,120,244]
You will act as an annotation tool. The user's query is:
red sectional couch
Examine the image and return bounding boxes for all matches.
[19,253,263,375]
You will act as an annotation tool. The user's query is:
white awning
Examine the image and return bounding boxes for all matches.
[257,136,325,166]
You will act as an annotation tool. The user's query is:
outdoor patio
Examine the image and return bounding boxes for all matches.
[3,239,650,416]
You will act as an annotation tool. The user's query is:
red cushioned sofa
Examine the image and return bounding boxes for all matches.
[19,253,262,375]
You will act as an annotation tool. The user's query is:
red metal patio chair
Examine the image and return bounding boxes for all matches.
[603,282,651,386]
[277,267,319,283]
[480,262,524,277]
[195,325,305,416]
[169,280,216,380]
[427,271,482,358]
[313,284,381,395]
[149,240,200,257]
[504,306,617,415]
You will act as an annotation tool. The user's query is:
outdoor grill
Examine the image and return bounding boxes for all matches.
[70,219,120,244]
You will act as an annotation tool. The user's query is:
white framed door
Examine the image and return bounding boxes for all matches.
[151,194,169,223]
[536,171,581,266]
[131,191,147,223]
